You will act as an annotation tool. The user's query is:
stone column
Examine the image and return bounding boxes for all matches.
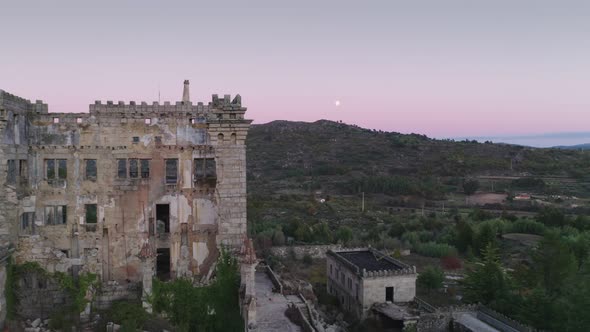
[182,80,190,103]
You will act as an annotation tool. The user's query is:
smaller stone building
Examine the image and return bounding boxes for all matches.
[326,248,417,319]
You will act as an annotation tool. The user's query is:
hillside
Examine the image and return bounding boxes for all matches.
[246,120,590,198]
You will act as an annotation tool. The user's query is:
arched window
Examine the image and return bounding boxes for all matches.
[217,133,224,144]
[230,133,237,144]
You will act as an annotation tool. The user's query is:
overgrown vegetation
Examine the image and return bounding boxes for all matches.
[150,249,243,332]
[6,261,98,328]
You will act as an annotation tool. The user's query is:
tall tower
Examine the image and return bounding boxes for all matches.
[182,80,190,103]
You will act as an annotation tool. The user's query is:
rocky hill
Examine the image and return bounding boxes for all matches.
[246,120,590,198]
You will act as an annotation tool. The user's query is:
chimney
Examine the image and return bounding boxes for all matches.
[182,80,190,103]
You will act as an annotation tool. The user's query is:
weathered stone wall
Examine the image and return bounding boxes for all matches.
[270,244,341,260]
[0,258,7,329]
[417,312,452,332]
[15,270,70,320]
[0,89,252,288]
[362,274,416,306]
[326,254,364,318]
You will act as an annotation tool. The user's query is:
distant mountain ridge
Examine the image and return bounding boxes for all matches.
[553,143,590,150]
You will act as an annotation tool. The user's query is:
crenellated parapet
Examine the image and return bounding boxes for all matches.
[328,247,417,279]
[0,89,48,115]
[361,266,416,278]
[88,94,245,118]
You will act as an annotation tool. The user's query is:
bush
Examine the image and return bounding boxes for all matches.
[417,266,444,292]
[508,220,546,235]
[441,256,462,270]
[106,302,149,330]
[414,242,458,258]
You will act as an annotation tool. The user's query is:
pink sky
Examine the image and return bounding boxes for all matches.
[1,1,589,142]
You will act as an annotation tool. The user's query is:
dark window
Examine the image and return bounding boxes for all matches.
[117,159,127,178]
[156,204,170,233]
[386,287,394,302]
[129,159,139,178]
[7,160,16,184]
[20,212,35,235]
[57,159,67,179]
[45,206,67,225]
[230,113,236,119]
[181,223,188,245]
[86,204,97,224]
[156,248,171,281]
[217,133,224,143]
[165,159,178,184]
[45,159,55,179]
[132,136,139,144]
[85,159,97,181]
[230,132,237,144]
[19,160,28,181]
[194,158,216,179]
[141,159,150,178]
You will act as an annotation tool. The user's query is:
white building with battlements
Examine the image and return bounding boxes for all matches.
[326,248,417,319]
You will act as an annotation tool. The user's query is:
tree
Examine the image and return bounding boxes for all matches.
[455,220,474,253]
[462,244,511,304]
[536,207,567,227]
[417,266,444,293]
[463,179,480,196]
[532,230,577,295]
[272,229,286,246]
[335,226,353,245]
[474,223,497,255]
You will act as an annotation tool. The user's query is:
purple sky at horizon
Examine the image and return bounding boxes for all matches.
[1,1,589,146]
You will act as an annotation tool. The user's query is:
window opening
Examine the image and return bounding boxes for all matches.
[86,204,97,224]
[45,206,67,225]
[156,248,171,281]
[156,204,170,233]
[85,159,97,181]
[7,160,16,184]
[165,159,178,184]
[117,159,127,178]
[141,159,150,178]
[129,159,139,178]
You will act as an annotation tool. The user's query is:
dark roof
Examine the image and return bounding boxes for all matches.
[336,250,403,272]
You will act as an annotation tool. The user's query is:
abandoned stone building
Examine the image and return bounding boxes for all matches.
[326,248,417,319]
[0,82,251,322]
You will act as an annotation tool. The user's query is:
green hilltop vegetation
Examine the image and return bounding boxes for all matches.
[245,119,590,251]
[246,120,590,331]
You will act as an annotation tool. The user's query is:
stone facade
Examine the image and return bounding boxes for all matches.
[0,84,251,289]
[326,248,417,319]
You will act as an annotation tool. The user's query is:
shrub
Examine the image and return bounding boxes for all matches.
[508,220,546,235]
[414,242,458,258]
[441,256,462,270]
[417,266,444,292]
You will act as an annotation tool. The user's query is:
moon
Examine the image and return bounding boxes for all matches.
[334,100,341,107]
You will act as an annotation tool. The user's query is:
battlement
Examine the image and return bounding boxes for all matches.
[0,89,48,114]
[89,94,245,114]
[328,248,417,278]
